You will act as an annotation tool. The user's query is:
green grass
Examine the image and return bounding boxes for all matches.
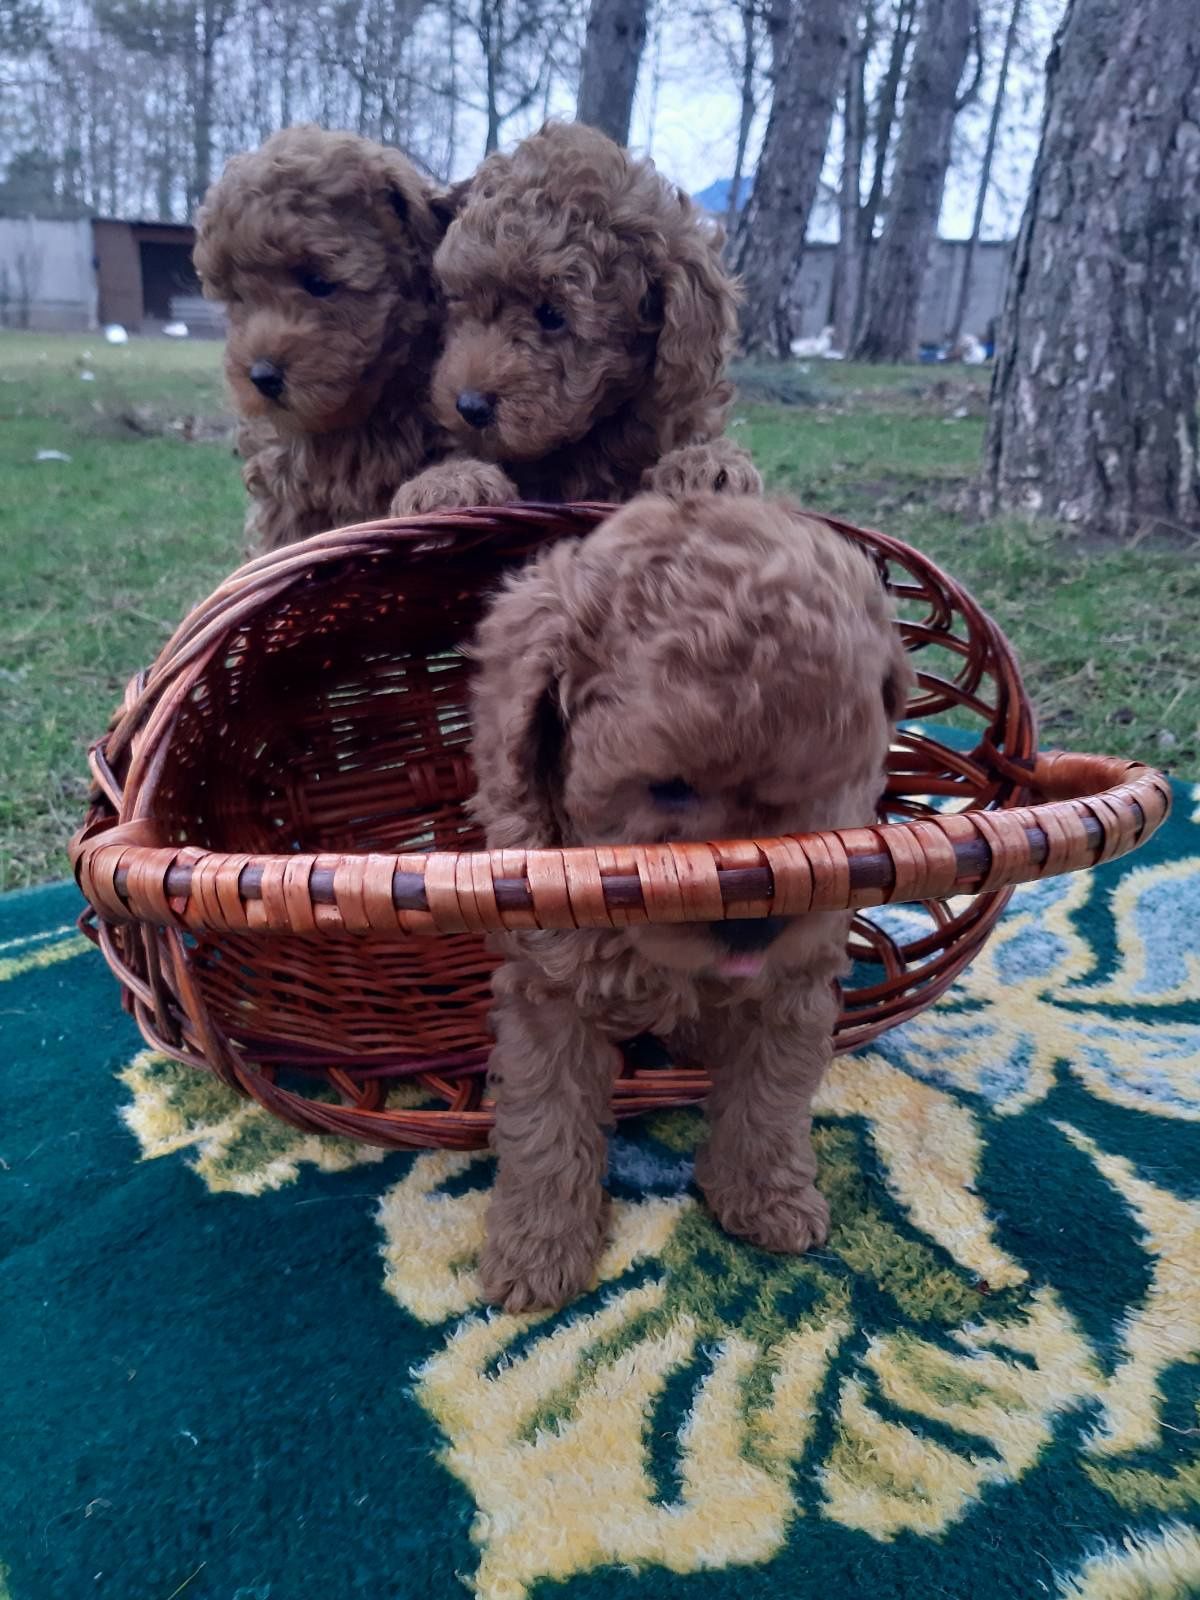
[2,330,1197,890]
[1,331,244,887]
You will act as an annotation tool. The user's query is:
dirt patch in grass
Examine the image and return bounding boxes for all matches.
[91,403,237,444]
[730,362,837,408]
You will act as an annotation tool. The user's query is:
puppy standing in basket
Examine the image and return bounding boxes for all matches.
[393,121,760,513]
[469,495,912,1311]
[195,125,454,552]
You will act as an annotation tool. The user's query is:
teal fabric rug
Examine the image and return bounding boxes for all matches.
[3,782,1200,1599]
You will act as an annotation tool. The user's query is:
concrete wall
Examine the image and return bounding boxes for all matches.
[790,249,837,341]
[0,218,96,331]
[918,240,1011,345]
[790,238,1012,346]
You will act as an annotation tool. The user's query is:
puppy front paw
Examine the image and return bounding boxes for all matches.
[643,442,763,499]
[390,461,517,515]
[480,1206,608,1313]
[700,1173,830,1255]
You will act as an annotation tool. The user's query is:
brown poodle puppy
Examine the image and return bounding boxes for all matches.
[195,125,453,551]
[469,494,912,1311]
[392,121,760,513]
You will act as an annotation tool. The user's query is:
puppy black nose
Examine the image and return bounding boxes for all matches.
[249,359,285,399]
[456,389,495,429]
[710,916,790,953]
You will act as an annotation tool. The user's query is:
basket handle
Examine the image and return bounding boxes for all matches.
[72,751,1170,937]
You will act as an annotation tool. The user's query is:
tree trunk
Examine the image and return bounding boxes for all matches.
[644,3,663,143]
[575,0,648,145]
[982,0,1200,538]
[187,0,224,212]
[852,0,973,360]
[763,0,793,80]
[191,0,214,211]
[280,3,297,128]
[850,0,915,344]
[947,0,1021,351]
[724,1,757,240]
[444,0,458,171]
[155,91,174,219]
[830,0,871,352]
[482,0,501,153]
[734,0,853,357]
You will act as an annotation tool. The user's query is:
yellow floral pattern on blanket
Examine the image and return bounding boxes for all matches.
[117,854,1200,1600]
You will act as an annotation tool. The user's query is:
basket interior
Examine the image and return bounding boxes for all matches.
[133,516,1034,1072]
[156,567,494,857]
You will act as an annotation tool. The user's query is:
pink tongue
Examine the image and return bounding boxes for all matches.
[717,953,767,980]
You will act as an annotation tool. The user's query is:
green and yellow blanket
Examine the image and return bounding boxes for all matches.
[4,785,1200,1599]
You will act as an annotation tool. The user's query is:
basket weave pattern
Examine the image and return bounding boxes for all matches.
[72,506,1170,1150]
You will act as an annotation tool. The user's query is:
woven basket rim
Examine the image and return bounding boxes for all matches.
[70,749,1169,937]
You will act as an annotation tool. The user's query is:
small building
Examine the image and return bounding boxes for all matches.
[92,217,212,333]
[0,214,220,335]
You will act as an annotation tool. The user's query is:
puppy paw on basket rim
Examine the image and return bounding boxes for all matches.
[69,502,1171,1151]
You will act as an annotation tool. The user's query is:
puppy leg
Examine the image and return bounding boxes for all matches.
[693,978,837,1253]
[642,439,763,499]
[481,991,618,1312]
[390,457,518,514]
[241,442,289,553]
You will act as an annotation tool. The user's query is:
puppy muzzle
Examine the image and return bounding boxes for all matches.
[709,916,790,980]
[710,917,790,953]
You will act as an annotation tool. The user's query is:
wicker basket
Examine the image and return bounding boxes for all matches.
[71,504,1170,1150]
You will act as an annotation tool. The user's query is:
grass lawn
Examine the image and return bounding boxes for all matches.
[3,329,1197,890]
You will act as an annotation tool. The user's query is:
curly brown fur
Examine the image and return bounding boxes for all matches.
[195,125,455,551]
[392,121,757,514]
[468,494,913,1310]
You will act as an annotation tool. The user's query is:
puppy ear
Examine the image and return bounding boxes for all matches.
[376,146,444,252]
[646,201,738,446]
[429,177,472,236]
[468,546,580,850]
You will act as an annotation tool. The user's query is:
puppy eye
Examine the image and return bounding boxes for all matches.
[649,778,698,808]
[297,271,337,299]
[534,302,566,332]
